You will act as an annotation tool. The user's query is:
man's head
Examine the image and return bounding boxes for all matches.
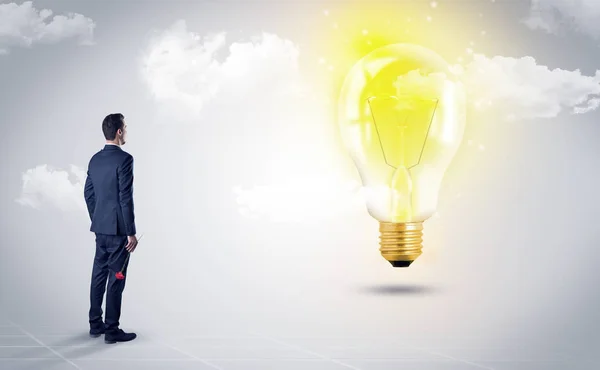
[102,113,127,145]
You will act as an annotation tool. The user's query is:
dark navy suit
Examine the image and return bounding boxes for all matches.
[84,144,136,334]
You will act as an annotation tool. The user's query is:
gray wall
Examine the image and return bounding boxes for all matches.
[1,0,600,364]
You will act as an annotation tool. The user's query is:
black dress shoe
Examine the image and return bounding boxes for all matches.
[89,328,105,338]
[104,329,137,344]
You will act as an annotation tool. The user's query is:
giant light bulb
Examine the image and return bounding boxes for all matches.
[338,43,466,267]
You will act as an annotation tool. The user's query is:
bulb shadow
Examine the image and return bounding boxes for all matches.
[357,284,441,296]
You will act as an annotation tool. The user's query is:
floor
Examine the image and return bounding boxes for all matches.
[0,314,586,370]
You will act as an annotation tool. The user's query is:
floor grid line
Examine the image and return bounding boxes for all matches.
[253,332,366,370]
[0,315,577,370]
[6,319,82,370]
[151,338,224,370]
[412,346,497,370]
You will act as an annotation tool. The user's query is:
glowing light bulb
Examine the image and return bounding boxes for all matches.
[337,44,466,267]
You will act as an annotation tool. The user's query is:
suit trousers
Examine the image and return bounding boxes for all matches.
[89,234,130,333]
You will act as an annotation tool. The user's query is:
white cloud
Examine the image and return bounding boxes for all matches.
[16,164,86,212]
[138,20,600,224]
[140,20,365,223]
[457,54,600,119]
[233,52,600,222]
[523,0,600,38]
[140,20,303,121]
[0,1,95,54]
[574,97,600,114]
[233,177,366,224]
[22,21,317,219]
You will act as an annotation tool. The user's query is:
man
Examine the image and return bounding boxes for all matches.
[84,113,138,344]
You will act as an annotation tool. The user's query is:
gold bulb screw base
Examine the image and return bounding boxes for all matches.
[379,221,423,268]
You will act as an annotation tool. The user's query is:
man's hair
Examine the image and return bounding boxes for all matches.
[102,113,125,140]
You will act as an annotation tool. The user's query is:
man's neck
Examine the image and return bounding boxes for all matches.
[105,140,120,146]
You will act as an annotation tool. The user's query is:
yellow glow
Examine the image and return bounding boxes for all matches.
[315,4,474,97]
[337,44,466,223]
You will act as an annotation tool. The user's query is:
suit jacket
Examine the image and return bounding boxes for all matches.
[84,144,136,236]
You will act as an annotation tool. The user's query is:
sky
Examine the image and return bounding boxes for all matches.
[1,0,600,366]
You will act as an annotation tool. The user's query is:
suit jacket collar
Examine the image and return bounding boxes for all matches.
[103,144,122,151]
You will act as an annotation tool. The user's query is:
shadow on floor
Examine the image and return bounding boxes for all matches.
[356,284,441,296]
[13,332,112,370]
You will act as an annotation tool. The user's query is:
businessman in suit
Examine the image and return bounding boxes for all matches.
[84,113,138,344]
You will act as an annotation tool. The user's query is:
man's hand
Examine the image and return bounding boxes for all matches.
[125,235,138,253]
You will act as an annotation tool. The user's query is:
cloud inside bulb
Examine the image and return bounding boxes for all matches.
[394,70,449,99]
